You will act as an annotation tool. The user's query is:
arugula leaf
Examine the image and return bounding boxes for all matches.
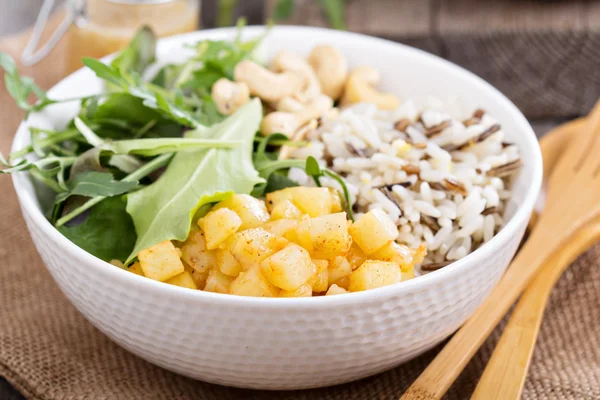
[273,0,295,20]
[111,26,156,75]
[83,58,201,128]
[264,172,298,193]
[0,53,55,112]
[58,196,136,262]
[125,99,263,263]
[55,171,139,203]
[88,94,182,139]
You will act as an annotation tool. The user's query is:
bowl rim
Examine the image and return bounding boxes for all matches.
[11,25,543,308]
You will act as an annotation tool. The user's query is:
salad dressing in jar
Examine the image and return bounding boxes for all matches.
[21,0,200,72]
[67,0,199,71]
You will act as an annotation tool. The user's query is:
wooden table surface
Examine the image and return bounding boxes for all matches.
[0,1,581,398]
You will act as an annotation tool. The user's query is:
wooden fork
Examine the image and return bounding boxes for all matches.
[470,118,600,399]
[401,102,600,400]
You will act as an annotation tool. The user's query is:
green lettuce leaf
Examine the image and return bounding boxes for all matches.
[125,99,264,262]
[58,196,136,262]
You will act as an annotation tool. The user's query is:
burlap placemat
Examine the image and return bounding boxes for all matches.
[1,134,600,400]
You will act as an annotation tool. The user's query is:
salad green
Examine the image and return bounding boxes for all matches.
[0,24,353,264]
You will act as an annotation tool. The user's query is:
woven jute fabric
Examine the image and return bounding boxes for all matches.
[1,136,600,400]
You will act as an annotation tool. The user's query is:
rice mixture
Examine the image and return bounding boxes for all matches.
[289,100,521,272]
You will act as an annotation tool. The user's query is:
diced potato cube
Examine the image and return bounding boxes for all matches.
[348,260,402,292]
[204,269,234,293]
[371,241,415,272]
[270,199,303,220]
[260,243,316,291]
[229,228,288,268]
[121,261,144,276]
[291,215,313,252]
[326,284,349,296]
[346,242,367,270]
[329,188,343,213]
[309,212,352,259]
[262,219,299,241]
[213,194,270,230]
[215,248,243,277]
[280,283,313,297]
[229,265,280,297]
[349,209,399,254]
[138,241,185,282]
[309,259,329,293]
[328,256,352,286]
[287,187,333,217]
[335,276,350,290]
[266,189,294,212]
[190,270,208,290]
[402,268,415,281]
[200,207,242,250]
[181,241,215,274]
[166,271,197,290]
[412,243,427,265]
[186,228,207,250]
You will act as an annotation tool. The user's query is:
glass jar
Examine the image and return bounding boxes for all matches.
[22,0,200,72]
[67,0,200,71]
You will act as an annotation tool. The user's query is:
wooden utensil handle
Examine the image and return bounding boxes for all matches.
[400,205,580,400]
[471,219,600,399]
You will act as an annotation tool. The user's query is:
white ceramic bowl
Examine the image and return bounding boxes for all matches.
[11,26,542,390]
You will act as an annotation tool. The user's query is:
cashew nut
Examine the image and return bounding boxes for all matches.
[307,45,348,100]
[260,94,334,137]
[234,60,303,103]
[211,78,250,115]
[340,66,400,110]
[273,96,305,112]
[271,50,321,103]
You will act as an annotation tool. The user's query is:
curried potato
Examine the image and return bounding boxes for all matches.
[181,240,215,275]
[326,284,349,296]
[402,269,415,281]
[127,261,145,276]
[190,270,209,290]
[262,219,299,241]
[371,241,416,272]
[204,269,234,294]
[270,199,303,220]
[166,271,197,290]
[260,243,316,291]
[138,240,185,282]
[280,283,313,297]
[308,212,352,259]
[329,188,343,213]
[309,259,329,292]
[348,260,402,292]
[349,209,399,254]
[266,189,294,212]
[292,215,313,252]
[201,207,242,250]
[286,187,333,217]
[229,265,280,297]
[328,256,352,286]
[213,194,270,230]
[228,228,288,268]
[346,242,367,270]
[215,248,243,277]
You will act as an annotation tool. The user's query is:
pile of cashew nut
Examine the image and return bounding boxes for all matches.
[211,45,401,139]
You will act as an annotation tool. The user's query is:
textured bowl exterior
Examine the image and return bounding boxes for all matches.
[11,26,542,390]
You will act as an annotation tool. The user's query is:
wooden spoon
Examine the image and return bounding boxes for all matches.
[470,117,600,399]
[401,102,600,400]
